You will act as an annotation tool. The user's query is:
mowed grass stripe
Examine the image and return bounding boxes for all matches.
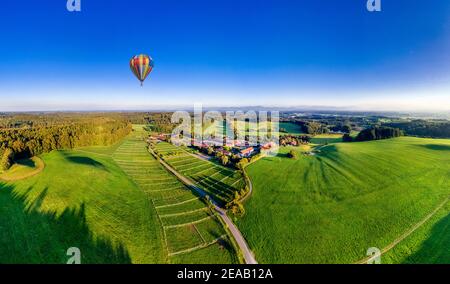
[115,128,237,263]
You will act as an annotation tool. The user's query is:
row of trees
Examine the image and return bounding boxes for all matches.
[300,121,330,135]
[0,119,131,170]
[280,135,310,146]
[352,126,403,142]
[384,120,450,138]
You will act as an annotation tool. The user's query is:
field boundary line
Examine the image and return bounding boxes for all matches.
[170,158,204,166]
[193,224,207,243]
[155,197,200,209]
[168,235,226,257]
[356,196,450,264]
[150,147,257,264]
[176,163,212,173]
[194,169,227,184]
[152,199,171,259]
[173,160,206,169]
[147,185,185,191]
[159,207,208,218]
[163,216,212,229]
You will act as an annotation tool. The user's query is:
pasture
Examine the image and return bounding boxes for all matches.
[152,142,246,205]
[309,133,343,145]
[237,137,450,263]
[0,125,237,264]
[0,150,162,263]
[112,127,237,263]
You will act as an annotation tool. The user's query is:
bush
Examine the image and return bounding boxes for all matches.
[226,200,245,217]
[287,150,298,159]
[1,148,15,171]
[342,133,353,142]
[220,155,229,166]
[237,158,249,169]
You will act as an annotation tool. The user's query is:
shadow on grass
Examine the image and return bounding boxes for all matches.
[15,158,36,168]
[0,182,131,264]
[402,212,450,264]
[62,153,108,171]
[420,144,450,151]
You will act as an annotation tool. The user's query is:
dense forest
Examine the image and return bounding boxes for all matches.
[354,126,403,142]
[0,113,136,170]
[298,121,330,135]
[0,111,184,171]
[383,120,450,138]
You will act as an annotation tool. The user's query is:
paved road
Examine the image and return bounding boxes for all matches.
[150,149,258,264]
[214,206,258,264]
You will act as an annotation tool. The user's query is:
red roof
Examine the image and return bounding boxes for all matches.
[240,147,254,154]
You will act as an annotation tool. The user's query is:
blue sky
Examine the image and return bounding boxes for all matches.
[0,0,449,111]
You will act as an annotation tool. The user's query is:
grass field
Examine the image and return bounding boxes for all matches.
[237,137,450,263]
[152,142,245,205]
[310,133,343,145]
[279,122,304,134]
[383,201,450,263]
[112,127,237,263]
[0,125,237,264]
[0,150,162,263]
[0,157,45,181]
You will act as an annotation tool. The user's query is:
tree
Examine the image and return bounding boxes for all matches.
[237,158,249,169]
[287,149,298,159]
[342,133,353,142]
[342,124,351,134]
[220,155,229,166]
[1,148,14,171]
[355,126,402,141]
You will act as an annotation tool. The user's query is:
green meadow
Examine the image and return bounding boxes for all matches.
[0,149,162,263]
[237,137,450,263]
[279,122,304,134]
[0,125,237,264]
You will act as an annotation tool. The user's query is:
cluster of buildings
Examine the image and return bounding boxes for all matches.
[196,140,276,159]
[148,133,170,143]
[148,133,277,159]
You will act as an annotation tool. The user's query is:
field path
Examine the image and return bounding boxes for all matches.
[149,148,258,264]
[356,196,450,264]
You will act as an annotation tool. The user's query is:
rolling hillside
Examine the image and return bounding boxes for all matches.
[237,137,450,263]
[0,125,237,264]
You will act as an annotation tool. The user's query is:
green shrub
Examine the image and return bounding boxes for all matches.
[1,148,15,171]
[287,150,298,159]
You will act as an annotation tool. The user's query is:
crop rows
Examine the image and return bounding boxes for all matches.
[152,142,245,204]
[112,127,234,262]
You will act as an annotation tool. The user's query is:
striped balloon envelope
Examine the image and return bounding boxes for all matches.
[130,54,154,86]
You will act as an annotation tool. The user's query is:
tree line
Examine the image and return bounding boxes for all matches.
[343,126,402,142]
[383,120,450,138]
[0,118,131,170]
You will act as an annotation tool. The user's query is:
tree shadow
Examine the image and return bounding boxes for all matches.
[419,144,450,151]
[402,212,450,264]
[15,158,36,168]
[62,154,108,171]
[0,182,131,264]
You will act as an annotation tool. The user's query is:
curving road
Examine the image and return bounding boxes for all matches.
[149,148,257,264]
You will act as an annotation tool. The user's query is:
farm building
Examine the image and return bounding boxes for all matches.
[240,147,255,157]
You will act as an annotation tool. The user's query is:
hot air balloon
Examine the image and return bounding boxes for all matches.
[130,54,154,86]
